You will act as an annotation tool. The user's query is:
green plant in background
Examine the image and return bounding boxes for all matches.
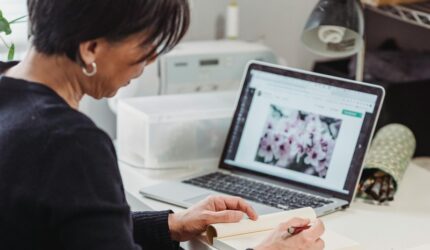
[0,9,26,61]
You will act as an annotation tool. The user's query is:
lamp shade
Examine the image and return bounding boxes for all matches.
[301,0,364,58]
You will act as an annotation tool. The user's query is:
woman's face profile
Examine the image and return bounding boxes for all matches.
[81,32,156,99]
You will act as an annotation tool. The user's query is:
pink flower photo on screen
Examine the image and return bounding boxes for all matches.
[255,105,342,179]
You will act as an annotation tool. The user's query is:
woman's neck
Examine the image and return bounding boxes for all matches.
[4,48,84,109]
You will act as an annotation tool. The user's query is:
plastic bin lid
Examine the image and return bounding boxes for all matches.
[120,91,238,117]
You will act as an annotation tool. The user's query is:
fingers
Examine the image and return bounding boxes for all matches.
[314,238,325,250]
[210,195,258,220]
[278,217,311,230]
[282,219,324,250]
[300,219,325,241]
[255,218,324,250]
[204,210,244,224]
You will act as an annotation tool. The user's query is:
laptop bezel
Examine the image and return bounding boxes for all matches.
[219,61,385,204]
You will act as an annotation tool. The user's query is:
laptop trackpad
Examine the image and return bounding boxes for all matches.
[141,182,280,215]
[141,182,215,202]
[184,193,213,203]
[182,192,280,216]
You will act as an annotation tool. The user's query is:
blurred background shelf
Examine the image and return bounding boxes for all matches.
[365,2,430,29]
[312,1,430,156]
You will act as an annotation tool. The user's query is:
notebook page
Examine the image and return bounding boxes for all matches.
[206,207,316,244]
[214,229,361,250]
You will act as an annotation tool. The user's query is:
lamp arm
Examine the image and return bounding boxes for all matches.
[355,0,366,82]
[355,43,365,82]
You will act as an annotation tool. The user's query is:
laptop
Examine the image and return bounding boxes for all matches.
[140,61,385,216]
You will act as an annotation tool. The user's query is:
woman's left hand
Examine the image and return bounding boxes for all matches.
[168,195,258,241]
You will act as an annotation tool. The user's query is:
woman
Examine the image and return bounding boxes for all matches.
[0,0,325,249]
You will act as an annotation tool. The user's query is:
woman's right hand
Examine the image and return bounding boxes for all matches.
[254,218,325,250]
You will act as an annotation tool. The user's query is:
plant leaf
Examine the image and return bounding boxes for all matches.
[9,15,27,24]
[7,43,15,61]
[0,16,12,35]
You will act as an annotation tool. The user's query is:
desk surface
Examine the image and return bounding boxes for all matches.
[118,162,430,250]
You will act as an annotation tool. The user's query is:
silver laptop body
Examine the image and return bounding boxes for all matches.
[141,61,385,216]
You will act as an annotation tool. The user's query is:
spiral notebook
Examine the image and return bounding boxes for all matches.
[205,207,361,250]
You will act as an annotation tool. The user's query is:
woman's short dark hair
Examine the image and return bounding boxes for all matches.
[27,0,190,64]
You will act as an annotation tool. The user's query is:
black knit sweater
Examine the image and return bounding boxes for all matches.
[0,61,179,250]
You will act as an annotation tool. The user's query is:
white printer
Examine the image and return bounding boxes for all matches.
[158,40,278,94]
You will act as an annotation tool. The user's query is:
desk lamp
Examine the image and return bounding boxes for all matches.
[301,0,365,81]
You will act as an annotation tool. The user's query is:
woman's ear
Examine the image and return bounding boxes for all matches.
[79,39,101,65]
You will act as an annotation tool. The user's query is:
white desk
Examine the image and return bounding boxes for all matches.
[119,162,430,250]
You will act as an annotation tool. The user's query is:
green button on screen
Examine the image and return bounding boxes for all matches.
[342,109,363,118]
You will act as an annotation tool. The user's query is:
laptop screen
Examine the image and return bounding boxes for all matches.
[221,62,384,202]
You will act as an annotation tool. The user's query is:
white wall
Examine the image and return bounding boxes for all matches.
[0,0,322,138]
[185,0,322,70]
[1,0,322,69]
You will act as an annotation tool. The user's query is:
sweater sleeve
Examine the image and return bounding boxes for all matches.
[41,127,178,250]
[132,211,180,250]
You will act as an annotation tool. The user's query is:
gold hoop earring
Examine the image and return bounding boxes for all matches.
[82,62,97,77]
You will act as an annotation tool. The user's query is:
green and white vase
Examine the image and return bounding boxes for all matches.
[364,124,416,188]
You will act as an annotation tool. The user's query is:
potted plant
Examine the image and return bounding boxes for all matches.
[0,9,26,61]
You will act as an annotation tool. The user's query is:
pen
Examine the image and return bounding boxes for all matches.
[288,225,311,235]
[281,225,311,240]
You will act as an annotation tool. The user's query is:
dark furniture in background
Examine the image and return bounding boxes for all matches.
[313,5,430,157]
[314,58,430,156]
[311,3,430,156]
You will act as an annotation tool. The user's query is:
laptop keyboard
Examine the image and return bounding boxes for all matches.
[183,172,333,210]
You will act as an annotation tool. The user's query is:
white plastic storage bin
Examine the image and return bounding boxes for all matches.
[117,91,237,169]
